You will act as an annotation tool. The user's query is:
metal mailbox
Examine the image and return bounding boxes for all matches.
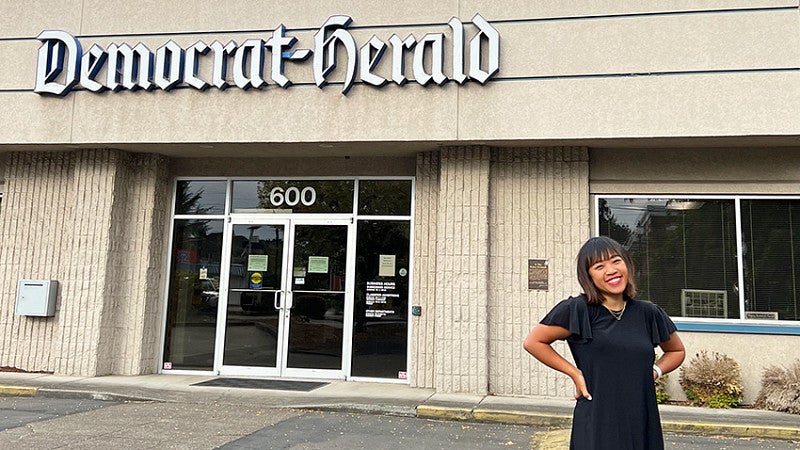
[15,280,58,317]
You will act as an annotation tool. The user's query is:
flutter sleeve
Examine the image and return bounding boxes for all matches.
[648,302,678,346]
[539,296,593,344]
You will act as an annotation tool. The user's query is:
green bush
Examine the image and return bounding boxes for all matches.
[654,354,669,404]
[754,361,800,415]
[679,351,743,408]
[655,377,670,404]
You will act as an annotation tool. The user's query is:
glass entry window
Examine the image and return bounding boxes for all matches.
[162,180,227,371]
[220,219,350,378]
[164,178,413,381]
[352,220,410,378]
[223,223,287,369]
[286,224,348,373]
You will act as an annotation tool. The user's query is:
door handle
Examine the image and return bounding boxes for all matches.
[286,295,293,309]
[273,291,282,310]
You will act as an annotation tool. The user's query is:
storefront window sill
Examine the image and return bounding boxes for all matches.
[675,322,800,335]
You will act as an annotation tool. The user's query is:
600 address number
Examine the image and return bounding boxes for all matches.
[269,186,317,207]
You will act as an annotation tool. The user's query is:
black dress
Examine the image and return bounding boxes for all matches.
[540,295,677,450]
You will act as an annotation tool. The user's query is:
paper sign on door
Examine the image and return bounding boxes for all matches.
[308,256,329,273]
[248,255,268,272]
[379,255,396,277]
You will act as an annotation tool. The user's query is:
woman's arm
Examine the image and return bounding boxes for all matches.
[655,331,686,379]
[523,324,591,400]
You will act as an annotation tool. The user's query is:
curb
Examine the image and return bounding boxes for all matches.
[662,421,800,441]
[0,385,38,397]
[416,405,474,421]
[298,403,418,418]
[416,405,572,427]
[36,388,163,403]
[0,385,161,403]
[417,405,800,441]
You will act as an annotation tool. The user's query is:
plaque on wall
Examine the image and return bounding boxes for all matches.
[528,259,548,291]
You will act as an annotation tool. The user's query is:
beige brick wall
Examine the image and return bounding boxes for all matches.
[102,153,170,375]
[412,146,590,396]
[435,147,492,393]
[0,150,169,376]
[411,152,439,389]
[0,152,73,372]
[412,147,492,393]
[487,147,589,397]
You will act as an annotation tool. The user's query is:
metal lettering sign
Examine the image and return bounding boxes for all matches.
[34,14,500,97]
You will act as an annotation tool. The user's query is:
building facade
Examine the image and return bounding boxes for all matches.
[1,1,799,403]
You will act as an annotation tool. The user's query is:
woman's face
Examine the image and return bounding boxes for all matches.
[588,254,629,301]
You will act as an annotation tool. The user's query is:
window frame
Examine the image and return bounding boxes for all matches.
[594,194,800,335]
[160,176,417,378]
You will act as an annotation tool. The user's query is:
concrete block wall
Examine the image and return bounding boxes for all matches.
[0,150,169,376]
[412,146,590,396]
[412,147,492,393]
[434,147,492,393]
[101,153,170,375]
[411,151,439,389]
[0,152,74,372]
[53,149,121,375]
[487,147,589,397]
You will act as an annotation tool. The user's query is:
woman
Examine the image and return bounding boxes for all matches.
[523,236,685,449]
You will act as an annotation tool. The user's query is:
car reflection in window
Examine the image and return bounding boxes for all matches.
[199,279,219,308]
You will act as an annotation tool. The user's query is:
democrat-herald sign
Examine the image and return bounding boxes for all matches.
[34,14,500,97]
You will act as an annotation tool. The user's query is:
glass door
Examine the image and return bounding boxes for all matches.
[283,220,352,379]
[219,220,290,377]
[218,218,353,379]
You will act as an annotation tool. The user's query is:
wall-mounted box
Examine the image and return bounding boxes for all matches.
[15,280,58,317]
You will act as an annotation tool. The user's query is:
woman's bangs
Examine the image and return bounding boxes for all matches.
[582,240,621,267]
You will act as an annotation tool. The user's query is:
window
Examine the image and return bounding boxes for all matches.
[352,220,410,378]
[357,180,412,216]
[231,180,354,213]
[163,177,414,376]
[350,180,413,378]
[174,180,226,215]
[163,180,226,370]
[598,197,800,324]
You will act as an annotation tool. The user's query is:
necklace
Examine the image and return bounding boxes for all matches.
[605,301,626,320]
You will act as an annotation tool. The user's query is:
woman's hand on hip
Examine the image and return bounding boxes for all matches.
[572,371,592,401]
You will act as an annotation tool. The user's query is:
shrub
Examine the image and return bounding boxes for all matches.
[655,375,669,404]
[679,351,743,408]
[654,354,669,404]
[754,361,800,415]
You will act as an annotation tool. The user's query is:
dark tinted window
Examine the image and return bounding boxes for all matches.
[358,180,412,216]
[352,220,410,378]
[163,219,224,370]
[741,199,800,321]
[174,180,226,215]
[599,198,739,319]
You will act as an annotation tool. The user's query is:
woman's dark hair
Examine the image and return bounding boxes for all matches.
[576,236,637,304]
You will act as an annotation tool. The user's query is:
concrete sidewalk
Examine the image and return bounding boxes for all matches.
[0,372,798,441]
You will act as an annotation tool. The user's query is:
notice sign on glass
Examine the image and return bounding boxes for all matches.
[248,255,268,272]
[378,255,396,277]
[308,256,329,273]
[528,259,548,291]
